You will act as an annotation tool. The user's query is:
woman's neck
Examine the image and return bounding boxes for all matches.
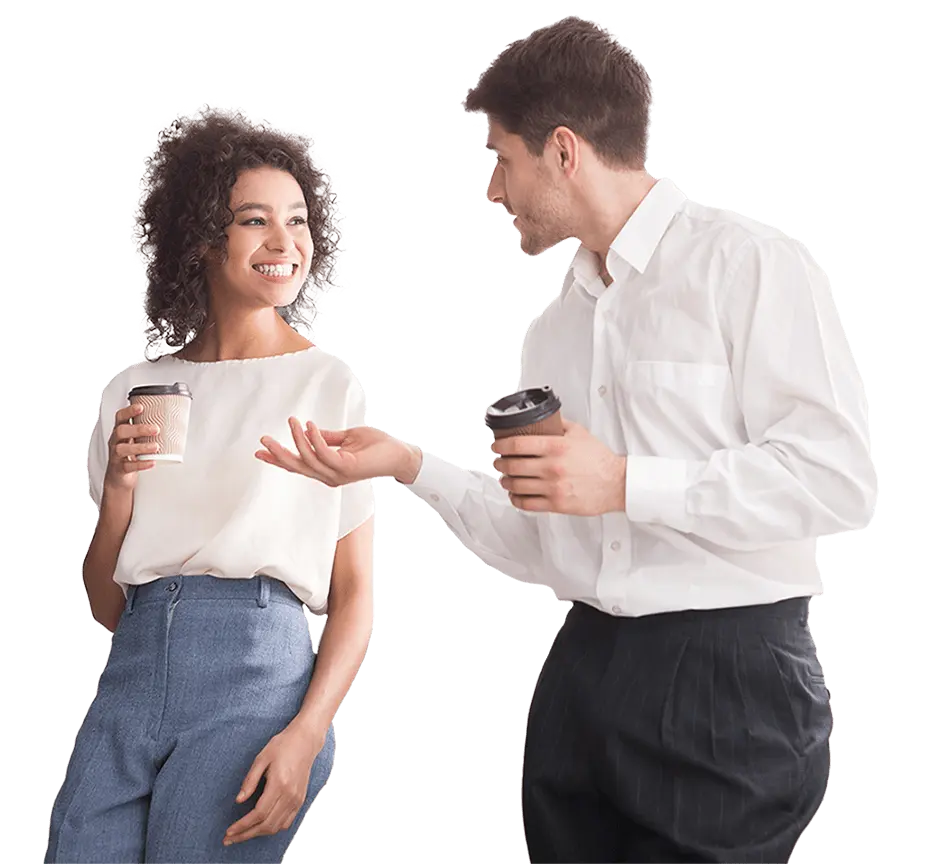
[177,310,313,363]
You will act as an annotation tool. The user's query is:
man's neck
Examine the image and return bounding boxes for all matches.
[578,170,658,264]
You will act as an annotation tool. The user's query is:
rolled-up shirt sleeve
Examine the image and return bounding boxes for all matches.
[624,236,877,550]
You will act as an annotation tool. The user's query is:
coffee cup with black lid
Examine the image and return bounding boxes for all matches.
[485,386,564,442]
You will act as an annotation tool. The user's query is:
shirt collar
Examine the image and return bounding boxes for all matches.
[565,178,687,296]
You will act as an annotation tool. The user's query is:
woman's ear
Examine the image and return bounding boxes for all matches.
[202,242,224,265]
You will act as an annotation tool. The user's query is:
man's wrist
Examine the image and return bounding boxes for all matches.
[393,441,423,485]
[610,455,627,513]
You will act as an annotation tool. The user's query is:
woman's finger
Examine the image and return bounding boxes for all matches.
[225,791,284,845]
[115,441,161,460]
[115,422,160,442]
[121,460,155,473]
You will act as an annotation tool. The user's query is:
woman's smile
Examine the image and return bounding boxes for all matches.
[252,262,299,283]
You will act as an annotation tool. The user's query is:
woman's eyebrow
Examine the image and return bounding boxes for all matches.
[233,201,307,214]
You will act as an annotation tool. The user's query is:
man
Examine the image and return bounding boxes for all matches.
[258,16,877,863]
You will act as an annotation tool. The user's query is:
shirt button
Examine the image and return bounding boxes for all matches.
[612,605,622,614]
[610,541,621,551]
[430,494,440,502]
[598,385,608,396]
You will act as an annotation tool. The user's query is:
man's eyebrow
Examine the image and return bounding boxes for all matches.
[233,201,308,214]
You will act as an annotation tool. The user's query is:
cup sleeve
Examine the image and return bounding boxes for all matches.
[337,377,375,540]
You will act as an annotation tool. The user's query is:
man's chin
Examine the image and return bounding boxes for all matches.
[520,241,542,256]
[519,233,559,256]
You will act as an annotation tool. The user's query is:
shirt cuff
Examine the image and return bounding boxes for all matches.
[404,451,469,511]
[624,455,696,532]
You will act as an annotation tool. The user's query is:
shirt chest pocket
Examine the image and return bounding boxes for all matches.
[617,361,737,457]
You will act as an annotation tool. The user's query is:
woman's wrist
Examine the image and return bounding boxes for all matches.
[100,484,134,517]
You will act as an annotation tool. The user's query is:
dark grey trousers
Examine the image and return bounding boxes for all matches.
[522,597,832,863]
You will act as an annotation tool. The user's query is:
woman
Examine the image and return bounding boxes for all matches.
[45,109,374,863]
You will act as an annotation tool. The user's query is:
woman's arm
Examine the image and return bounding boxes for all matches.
[83,488,134,631]
[291,515,374,741]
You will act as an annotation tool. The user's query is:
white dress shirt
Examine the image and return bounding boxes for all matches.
[88,348,375,613]
[407,179,877,617]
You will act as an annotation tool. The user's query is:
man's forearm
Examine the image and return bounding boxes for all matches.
[292,589,372,739]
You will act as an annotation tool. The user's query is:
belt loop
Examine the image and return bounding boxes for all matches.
[257,575,270,608]
[799,596,810,627]
[126,584,137,615]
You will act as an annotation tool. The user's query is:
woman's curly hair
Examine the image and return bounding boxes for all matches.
[137,108,337,357]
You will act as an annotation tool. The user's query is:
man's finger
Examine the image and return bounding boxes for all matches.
[510,493,553,512]
[491,435,555,456]
[319,429,345,447]
[288,418,333,475]
[259,436,315,478]
[500,476,549,496]
[494,456,546,477]
[304,421,346,470]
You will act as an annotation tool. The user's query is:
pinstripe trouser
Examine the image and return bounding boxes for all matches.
[522,597,831,863]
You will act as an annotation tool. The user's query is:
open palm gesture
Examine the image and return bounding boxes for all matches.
[256,417,419,486]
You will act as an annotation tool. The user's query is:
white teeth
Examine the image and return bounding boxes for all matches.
[255,264,294,277]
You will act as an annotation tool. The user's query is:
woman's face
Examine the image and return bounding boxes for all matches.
[208,166,314,310]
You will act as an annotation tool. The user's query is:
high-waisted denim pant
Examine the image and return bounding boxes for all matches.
[45,574,335,863]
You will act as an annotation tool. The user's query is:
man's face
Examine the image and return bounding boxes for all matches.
[486,118,572,256]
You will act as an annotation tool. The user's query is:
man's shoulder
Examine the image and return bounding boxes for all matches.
[676,197,799,252]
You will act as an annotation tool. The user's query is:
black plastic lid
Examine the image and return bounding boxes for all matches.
[128,382,192,399]
[485,386,561,430]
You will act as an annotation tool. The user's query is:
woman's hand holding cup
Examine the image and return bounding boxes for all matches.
[103,404,161,494]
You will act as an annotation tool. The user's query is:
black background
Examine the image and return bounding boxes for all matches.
[40,6,887,862]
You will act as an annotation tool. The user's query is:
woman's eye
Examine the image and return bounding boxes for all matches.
[242,216,308,225]
[242,217,265,226]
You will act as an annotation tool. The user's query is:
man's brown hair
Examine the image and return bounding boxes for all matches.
[464,17,651,169]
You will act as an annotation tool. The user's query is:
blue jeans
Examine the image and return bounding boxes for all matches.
[45,575,334,863]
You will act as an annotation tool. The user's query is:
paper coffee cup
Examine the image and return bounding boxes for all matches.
[128,382,193,463]
[485,386,563,440]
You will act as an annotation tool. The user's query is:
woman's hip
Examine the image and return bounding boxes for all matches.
[96,575,315,736]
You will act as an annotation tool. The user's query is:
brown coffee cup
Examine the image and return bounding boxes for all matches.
[128,382,193,463]
[485,386,563,441]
